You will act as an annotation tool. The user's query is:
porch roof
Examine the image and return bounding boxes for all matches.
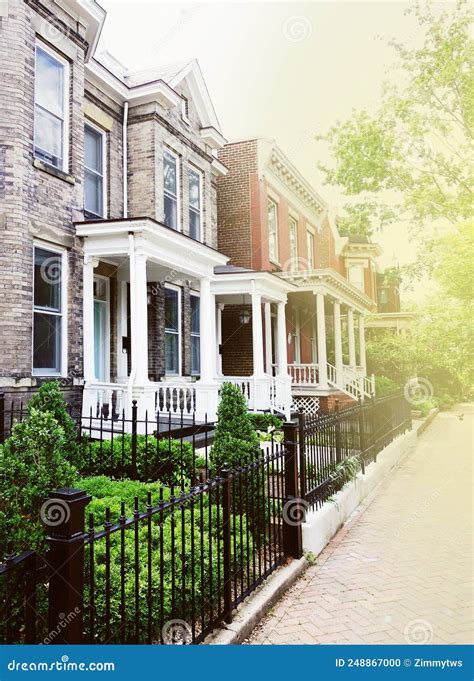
[278,268,376,312]
[211,268,297,303]
[75,216,229,279]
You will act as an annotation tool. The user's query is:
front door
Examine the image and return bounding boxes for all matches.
[93,275,109,382]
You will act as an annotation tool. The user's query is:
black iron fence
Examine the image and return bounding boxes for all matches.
[299,391,412,510]
[0,392,411,644]
[0,436,299,645]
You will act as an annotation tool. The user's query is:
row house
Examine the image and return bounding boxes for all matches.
[216,140,381,413]
[0,0,293,424]
[0,0,383,425]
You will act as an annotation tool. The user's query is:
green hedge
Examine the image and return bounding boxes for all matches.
[82,476,253,643]
[83,434,194,486]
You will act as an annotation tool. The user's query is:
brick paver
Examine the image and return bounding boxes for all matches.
[248,406,473,645]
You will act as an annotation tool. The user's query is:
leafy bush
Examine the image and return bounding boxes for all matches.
[82,476,253,642]
[25,380,82,467]
[83,434,194,486]
[374,375,399,396]
[416,399,436,417]
[0,409,78,553]
[248,413,283,432]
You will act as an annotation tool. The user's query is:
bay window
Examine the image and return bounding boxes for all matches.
[188,167,202,241]
[84,123,106,218]
[164,150,179,230]
[33,245,66,375]
[164,286,181,374]
[190,294,200,375]
[34,42,69,172]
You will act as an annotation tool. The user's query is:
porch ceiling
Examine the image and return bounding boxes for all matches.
[75,216,228,280]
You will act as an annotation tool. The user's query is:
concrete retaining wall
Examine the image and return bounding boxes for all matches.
[302,425,421,556]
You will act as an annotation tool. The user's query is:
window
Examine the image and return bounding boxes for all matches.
[188,167,202,241]
[164,150,179,230]
[84,124,106,218]
[181,97,190,123]
[34,42,69,171]
[268,199,279,262]
[190,294,200,375]
[289,216,298,270]
[164,287,181,374]
[349,264,365,292]
[33,245,65,375]
[306,231,315,270]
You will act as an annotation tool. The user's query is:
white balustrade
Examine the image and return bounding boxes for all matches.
[154,383,196,416]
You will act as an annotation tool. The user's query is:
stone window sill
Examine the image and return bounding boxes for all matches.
[33,158,75,185]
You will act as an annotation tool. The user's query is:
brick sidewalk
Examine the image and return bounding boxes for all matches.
[247,406,473,645]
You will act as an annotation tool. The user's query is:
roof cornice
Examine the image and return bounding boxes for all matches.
[267,146,326,217]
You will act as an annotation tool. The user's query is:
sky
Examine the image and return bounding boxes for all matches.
[98,0,431,280]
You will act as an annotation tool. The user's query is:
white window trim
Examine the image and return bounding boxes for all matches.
[306,230,315,270]
[190,291,200,376]
[188,164,203,242]
[32,241,68,377]
[289,215,298,271]
[268,198,279,264]
[84,120,107,219]
[163,148,181,232]
[164,284,182,376]
[93,274,110,382]
[34,39,70,174]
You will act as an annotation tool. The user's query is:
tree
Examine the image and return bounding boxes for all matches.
[317,1,473,238]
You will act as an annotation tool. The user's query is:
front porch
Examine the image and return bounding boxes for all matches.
[77,218,294,426]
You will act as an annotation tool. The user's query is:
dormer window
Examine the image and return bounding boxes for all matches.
[163,150,179,230]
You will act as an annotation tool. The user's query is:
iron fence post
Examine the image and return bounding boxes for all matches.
[369,393,376,461]
[358,397,366,474]
[221,467,233,624]
[297,408,306,498]
[282,420,303,559]
[131,399,138,478]
[46,488,91,644]
[334,399,342,464]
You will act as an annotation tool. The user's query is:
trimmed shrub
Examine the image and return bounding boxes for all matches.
[248,413,283,432]
[83,435,194,486]
[0,408,78,553]
[82,476,253,643]
[210,382,260,474]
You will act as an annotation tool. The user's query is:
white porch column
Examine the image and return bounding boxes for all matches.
[316,291,328,388]
[83,255,97,382]
[130,252,149,384]
[264,302,272,375]
[216,302,224,376]
[199,277,216,382]
[333,299,343,386]
[251,283,265,378]
[359,313,367,373]
[276,300,288,377]
[347,307,356,368]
